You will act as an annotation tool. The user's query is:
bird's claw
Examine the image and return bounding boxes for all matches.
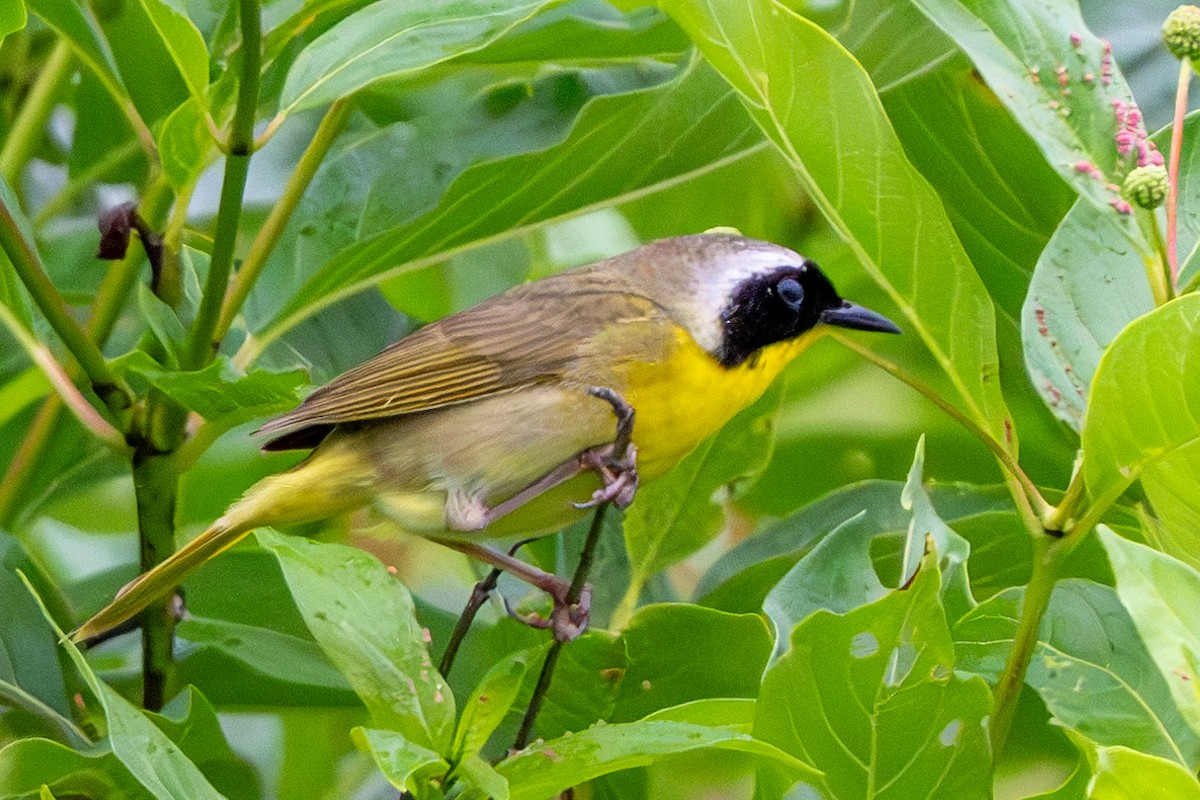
[574,443,639,510]
[502,584,591,642]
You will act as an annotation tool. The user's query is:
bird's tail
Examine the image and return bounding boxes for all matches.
[70,515,255,643]
[71,443,373,643]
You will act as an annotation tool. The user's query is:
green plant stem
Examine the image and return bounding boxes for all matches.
[0,194,123,409]
[830,332,1048,518]
[131,448,181,711]
[990,535,1066,757]
[1168,57,1190,291]
[214,99,351,343]
[513,502,610,751]
[0,40,72,187]
[1042,459,1087,534]
[182,0,261,369]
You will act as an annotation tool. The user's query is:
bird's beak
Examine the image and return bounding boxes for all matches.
[821,300,901,334]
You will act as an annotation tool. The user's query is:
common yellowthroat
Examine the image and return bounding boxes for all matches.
[74,232,899,642]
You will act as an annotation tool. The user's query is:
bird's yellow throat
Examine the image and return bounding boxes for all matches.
[623,326,814,477]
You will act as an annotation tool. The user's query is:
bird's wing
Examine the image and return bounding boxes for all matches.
[258,271,665,450]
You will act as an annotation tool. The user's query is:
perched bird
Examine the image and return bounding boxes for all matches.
[74,232,899,642]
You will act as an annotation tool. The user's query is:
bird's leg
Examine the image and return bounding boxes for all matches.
[445,386,639,532]
[435,539,588,641]
[438,538,536,678]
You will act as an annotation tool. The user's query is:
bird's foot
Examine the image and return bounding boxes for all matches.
[574,442,639,510]
[503,580,591,642]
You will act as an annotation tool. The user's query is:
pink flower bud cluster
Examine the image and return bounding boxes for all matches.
[1113,99,1164,168]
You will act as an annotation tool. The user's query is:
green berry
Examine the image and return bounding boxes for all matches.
[1121,165,1169,210]
[1164,5,1200,59]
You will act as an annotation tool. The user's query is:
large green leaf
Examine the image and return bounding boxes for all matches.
[354,728,448,800]
[1082,295,1200,567]
[755,560,993,799]
[697,481,1012,614]
[495,719,824,800]
[884,58,1074,321]
[955,579,1200,768]
[20,577,224,800]
[1099,528,1200,746]
[612,605,772,722]
[661,0,1011,447]
[1070,734,1200,799]
[248,58,763,352]
[0,738,147,800]
[0,0,24,43]
[1022,117,1198,430]
[136,0,208,105]
[279,0,558,115]
[260,531,456,752]
[789,0,956,94]
[617,383,780,624]
[907,0,1151,224]
[26,0,124,103]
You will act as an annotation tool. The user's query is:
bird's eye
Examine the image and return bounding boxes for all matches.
[776,277,804,311]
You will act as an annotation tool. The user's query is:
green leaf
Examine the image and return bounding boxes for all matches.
[1099,528,1200,746]
[1069,732,1200,799]
[455,3,689,65]
[176,616,352,695]
[260,531,456,752]
[883,57,1074,320]
[1082,295,1200,567]
[111,350,305,427]
[354,728,448,799]
[279,0,558,115]
[26,0,125,102]
[0,738,145,800]
[93,0,192,127]
[790,0,956,93]
[755,560,993,799]
[496,720,824,800]
[613,605,772,722]
[1024,115,1200,430]
[251,58,762,350]
[158,97,214,192]
[618,383,780,623]
[697,481,1012,614]
[906,0,1150,223]
[17,575,224,800]
[0,0,24,45]
[661,0,1012,447]
[451,753,508,800]
[954,579,1200,768]
[899,436,974,622]
[451,648,533,760]
[0,532,68,719]
[136,0,208,104]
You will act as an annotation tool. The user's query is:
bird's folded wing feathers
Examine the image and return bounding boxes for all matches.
[257,273,665,447]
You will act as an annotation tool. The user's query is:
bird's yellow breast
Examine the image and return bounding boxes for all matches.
[620,326,812,478]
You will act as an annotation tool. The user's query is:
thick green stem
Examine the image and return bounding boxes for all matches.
[131,449,181,711]
[182,0,261,369]
[213,99,351,343]
[0,194,123,409]
[0,41,72,187]
[990,537,1066,757]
